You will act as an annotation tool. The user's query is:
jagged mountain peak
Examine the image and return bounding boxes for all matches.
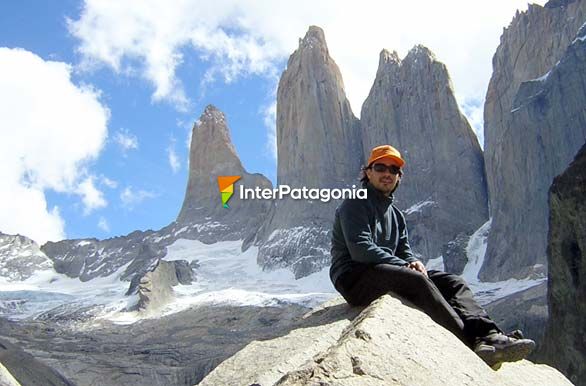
[189,105,240,170]
[545,0,578,9]
[481,0,586,281]
[298,25,327,50]
[199,104,227,125]
[378,49,401,70]
[255,24,362,278]
[362,40,487,265]
[375,45,440,77]
[177,104,271,236]
[0,232,53,281]
[404,44,437,64]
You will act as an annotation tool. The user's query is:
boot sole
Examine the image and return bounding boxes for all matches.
[477,341,535,368]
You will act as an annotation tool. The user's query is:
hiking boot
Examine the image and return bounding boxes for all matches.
[475,332,536,367]
[473,341,496,364]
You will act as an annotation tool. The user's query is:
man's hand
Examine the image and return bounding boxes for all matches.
[407,260,428,277]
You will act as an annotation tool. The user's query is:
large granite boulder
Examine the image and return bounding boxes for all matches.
[538,143,586,386]
[361,47,488,264]
[199,295,570,386]
[251,26,363,278]
[481,0,586,281]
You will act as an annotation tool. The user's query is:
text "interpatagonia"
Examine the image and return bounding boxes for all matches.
[239,184,367,203]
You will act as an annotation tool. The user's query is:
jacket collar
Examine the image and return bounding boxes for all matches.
[364,181,394,209]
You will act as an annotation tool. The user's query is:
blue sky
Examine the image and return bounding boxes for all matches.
[0,0,545,244]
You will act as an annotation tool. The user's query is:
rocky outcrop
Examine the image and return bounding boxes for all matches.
[0,233,53,281]
[133,260,195,313]
[126,259,195,296]
[481,0,586,280]
[177,105,272,243]
[442,233,472,275]
[251,26,363,278]
[361,47,488,264]
[0,338,75,386]
[42,230,165,282]
[539,143,586,386]
[199,295,571,386]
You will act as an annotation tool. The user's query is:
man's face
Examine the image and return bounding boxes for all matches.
[365,158,402,196]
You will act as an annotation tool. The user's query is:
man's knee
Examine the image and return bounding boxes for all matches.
[430,270,468,286]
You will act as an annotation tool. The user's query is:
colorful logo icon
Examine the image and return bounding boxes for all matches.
[218,176,241,208]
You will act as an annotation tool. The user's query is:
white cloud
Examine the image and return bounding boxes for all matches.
[100,175,118,189]
[459,95,485,149]
[69,0,547,142]
[262,101,277,161]
[0,183,65,243]
[76,176,108,215]
[97,216,110,232]
[0,47,109,244]
[167,138,181,174]
[120,186,156,209]
[113,128,138,154]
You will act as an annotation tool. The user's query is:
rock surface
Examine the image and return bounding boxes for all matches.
[481,0,586,280]
[361,47,488,263]
[0,338,75,386]
[135,260,186,313]
[199,295,571,386]
[0,303,310,386]
[251,26,363,278]
[442,232,471,275]
[0,362,21,386]
[0,233,53,281]
[538,142,586,386]
[177,105,272,243]
[42,230,165,282]
[127,259,195,296]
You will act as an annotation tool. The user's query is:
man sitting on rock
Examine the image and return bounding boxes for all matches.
[329,144,535,367]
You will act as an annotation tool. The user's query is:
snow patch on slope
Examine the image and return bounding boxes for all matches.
[462,219,545,305]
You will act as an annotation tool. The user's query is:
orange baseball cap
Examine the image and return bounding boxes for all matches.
[367,145,405,167]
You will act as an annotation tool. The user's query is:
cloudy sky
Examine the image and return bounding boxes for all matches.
[0,0,546,244]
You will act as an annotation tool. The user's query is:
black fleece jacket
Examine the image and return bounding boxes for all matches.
[329,181,418,286]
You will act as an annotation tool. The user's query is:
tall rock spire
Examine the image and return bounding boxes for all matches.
[361,45,488,266]
[276,25,362,188]
[251,26,363,278]
[42,105,273,285]
[481,0,586,280]
[177,104,272,242]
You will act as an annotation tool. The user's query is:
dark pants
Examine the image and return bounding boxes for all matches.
[334,264,500,347]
